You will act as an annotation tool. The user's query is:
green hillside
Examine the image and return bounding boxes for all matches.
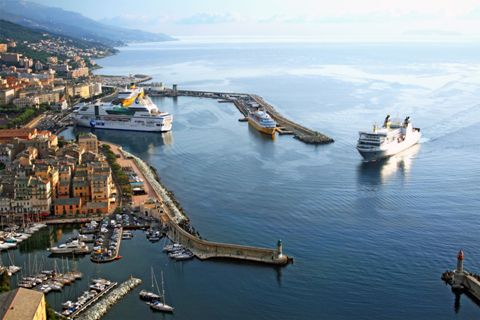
[0,19,117,63]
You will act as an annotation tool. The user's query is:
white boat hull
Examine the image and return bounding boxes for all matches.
[357,131,421,161]
[74,116,172,132]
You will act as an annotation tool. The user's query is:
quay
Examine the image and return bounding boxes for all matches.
[121,148,293,265]
[442,250,480,302]
[67,281,118,318]
[155,88,334,145]
[75,277,142,320]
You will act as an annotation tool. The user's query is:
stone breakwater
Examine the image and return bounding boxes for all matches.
[76,277,142,320]
[122,150,292,265]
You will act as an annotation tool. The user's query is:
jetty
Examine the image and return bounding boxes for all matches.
[442,250,480,302]
[75,277,142,320]
[122,149,292,265]
[149,87,334,145]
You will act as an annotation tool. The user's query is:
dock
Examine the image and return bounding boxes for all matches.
[442,250,480,302]
[75,277,142,320]
[122,149,293,265]
[68,281,118,318]
[155,88,334,145]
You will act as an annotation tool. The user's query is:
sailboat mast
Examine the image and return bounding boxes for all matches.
[161,271,166,304]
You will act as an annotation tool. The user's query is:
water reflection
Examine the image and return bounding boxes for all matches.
[357,144,421,186]
[60,127,173,152]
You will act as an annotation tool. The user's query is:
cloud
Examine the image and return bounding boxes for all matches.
[176,13,238,25]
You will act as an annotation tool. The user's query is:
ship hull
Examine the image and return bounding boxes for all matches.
[247,118,276,135]
[74,116,172,132]
[357,131,421,162]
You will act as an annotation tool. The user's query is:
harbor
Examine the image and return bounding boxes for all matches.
[145,86,334,144]
[121,148,292,265]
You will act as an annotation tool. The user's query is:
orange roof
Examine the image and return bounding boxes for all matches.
[0,128,37,140]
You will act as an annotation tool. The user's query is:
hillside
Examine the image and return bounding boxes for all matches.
[0,0,174,46]
[0,19,117,63]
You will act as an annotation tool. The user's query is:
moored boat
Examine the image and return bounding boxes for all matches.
[247,109,277,135]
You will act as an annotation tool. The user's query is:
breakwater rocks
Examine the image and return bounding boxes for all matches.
[76,277,142,320]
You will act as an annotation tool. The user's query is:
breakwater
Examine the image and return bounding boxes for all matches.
[122,149,292,265]
[442,250,480,303]
[149,87,333,144]
[75,277,142,320]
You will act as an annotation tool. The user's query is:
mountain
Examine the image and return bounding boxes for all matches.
[0,0,174,46]
[0,19,117,63]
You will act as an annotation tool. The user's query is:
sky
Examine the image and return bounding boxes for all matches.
[29,0,480,41]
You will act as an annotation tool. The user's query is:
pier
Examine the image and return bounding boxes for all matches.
[122,149,292,265]
[75,277,142,320]
[149,87,334,144]
[68,281,117,318]
[442,250,480,302]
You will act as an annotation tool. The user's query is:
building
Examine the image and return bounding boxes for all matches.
[0,52,20,64]
[54,197,82,215]
[0,89,15,105]
[0,128,37,144]
[12,96,40,109]
[0,288,46,320]
[78,133,98,153]
[68,67,89,79]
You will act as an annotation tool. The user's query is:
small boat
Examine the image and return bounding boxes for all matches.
[144,269,174,313]
[122,231,133,240]
[174,251,194,261]
[48,240,90,255]
[163,243,183,253]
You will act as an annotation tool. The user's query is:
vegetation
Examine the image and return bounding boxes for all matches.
[102,144,132,197]
[0,19,116,64]
[0,104,51,128]
[0,271,10,293]
[46,302,58,320]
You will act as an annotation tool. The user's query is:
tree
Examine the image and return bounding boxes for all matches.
[0,271,10,293]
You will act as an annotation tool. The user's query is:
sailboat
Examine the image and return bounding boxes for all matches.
[139,267,161,301]
[143,268,174,313]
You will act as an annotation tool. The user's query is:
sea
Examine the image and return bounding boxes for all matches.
[4,39,480,319]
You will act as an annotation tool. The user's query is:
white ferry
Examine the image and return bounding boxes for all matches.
[357,115,421,161]
[73,85,172,132]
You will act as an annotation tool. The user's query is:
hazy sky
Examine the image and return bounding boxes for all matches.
[30,0,480,41]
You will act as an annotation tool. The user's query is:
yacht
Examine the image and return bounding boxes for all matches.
[357,115,421,161]
[48,240,90,255]
[73,85,173,132]
[247,109,277,135]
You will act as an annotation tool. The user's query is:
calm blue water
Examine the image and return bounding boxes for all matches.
[7,40,480,319]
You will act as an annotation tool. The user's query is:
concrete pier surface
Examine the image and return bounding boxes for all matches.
[442,250,480,302]
[150,87,334,145]
[121,148,292,266]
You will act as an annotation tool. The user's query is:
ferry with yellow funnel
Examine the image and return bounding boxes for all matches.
[247,109,277,135]
[118,84,144,107]
[73,85,172,132]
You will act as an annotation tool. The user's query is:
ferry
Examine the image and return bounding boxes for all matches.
[73,84,173,132]
[357,115,421,161]
[247,109,277,135]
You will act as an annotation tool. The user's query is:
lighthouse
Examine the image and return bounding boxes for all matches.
[277,240,283,258]
[456,250,464,273]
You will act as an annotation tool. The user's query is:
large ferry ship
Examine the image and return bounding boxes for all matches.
[73,85,172,132]
[356,115,421,161]
[247,109,277,135]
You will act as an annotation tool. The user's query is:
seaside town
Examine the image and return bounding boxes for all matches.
[1,1,479,320]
